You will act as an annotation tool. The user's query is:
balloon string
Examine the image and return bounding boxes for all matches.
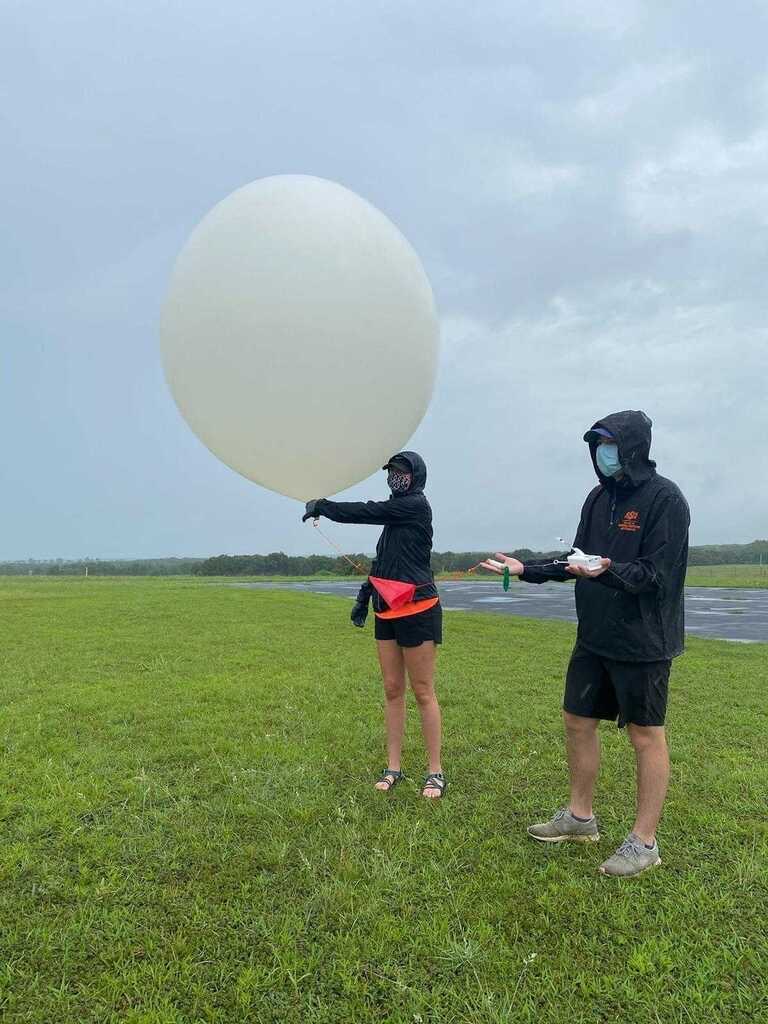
[312,520,369,575]
[312,524,519,586]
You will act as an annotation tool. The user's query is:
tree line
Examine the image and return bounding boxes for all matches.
[2,541,765,576]
[682,540,768,565]
[191,549,567,577]
[0,558,202,576]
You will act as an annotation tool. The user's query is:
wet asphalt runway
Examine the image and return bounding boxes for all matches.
[232,580,767,644]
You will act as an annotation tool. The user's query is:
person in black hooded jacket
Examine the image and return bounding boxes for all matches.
[484,411,689,877]
[302,451,446,799]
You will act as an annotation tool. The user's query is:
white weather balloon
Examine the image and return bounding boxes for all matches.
[160,175,439,501]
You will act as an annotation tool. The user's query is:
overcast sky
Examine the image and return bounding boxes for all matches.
[3,1,767,560]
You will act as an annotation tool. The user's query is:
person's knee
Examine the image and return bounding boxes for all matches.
[627,723,667,752]
[410,678,436,706]
[563,711,598,737]
[382,676,406,701]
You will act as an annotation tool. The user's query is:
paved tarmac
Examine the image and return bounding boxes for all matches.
[232,580,768,644]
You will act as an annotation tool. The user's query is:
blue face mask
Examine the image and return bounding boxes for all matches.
[596,443,622,478]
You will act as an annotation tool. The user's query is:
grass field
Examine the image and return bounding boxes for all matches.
[1,577,766,1023]
[683,564,768,588]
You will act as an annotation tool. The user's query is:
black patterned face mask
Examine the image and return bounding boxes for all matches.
[387,470,412,493]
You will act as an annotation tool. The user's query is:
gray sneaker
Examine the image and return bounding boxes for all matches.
[527,807,600,843]
[599,833,661,877]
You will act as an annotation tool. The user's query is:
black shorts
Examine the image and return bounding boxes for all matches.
[564,642,670,728]
[374,602,443,647]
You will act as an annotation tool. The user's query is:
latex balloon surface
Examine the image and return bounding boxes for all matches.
[160,175,439,500]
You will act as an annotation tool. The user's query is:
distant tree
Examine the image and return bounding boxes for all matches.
[2,541,766,577]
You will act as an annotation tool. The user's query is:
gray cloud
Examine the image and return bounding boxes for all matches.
[2,1,766,559]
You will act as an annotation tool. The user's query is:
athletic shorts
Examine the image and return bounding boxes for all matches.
[563,642,670,728]
[374,602,443,647]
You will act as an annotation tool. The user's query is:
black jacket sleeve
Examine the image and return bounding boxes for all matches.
[597,494,690,595]
[315,495,422,526]
[355,579,373,603]
[518,560,571,584]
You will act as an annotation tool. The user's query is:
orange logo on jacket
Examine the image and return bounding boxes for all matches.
[618,510,641,532]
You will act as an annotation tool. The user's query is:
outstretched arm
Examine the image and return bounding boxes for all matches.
[498,554,574,584]
[480,546,578,585]
[492,496,595,584]
[303,496,421,526]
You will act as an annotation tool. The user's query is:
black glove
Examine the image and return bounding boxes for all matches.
[350,599,369,628]
[302,499,323,522]
[350,579,372,628]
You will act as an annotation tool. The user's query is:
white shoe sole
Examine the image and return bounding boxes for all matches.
[527,830,601,844]
[599,856,662,877]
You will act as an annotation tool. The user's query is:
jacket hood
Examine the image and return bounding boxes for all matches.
[584,410,656,488]
[384,450,427,495]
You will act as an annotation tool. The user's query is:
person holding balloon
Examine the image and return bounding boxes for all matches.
[303,452,446,799]
[160,175,443,793]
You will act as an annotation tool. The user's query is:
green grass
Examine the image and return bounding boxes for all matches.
[1,577,766,1024]
[18,564,768,588]
[684,564,768,588]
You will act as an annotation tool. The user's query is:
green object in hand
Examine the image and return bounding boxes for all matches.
[503,566,510,591]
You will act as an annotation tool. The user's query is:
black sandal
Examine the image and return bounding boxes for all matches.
[375,768,405,791]
[422,772,447,798]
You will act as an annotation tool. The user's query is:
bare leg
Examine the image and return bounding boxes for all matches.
[627,724,670,844]
[563,711,600,818]
[403,642,442,795]
[375,640,406,788]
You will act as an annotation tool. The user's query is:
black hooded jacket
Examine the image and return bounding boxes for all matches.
[520,411,690,662]
[312,452,437,614]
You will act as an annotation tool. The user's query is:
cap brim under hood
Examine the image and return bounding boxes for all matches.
[382,451,427,494]
[585,410,656,486]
